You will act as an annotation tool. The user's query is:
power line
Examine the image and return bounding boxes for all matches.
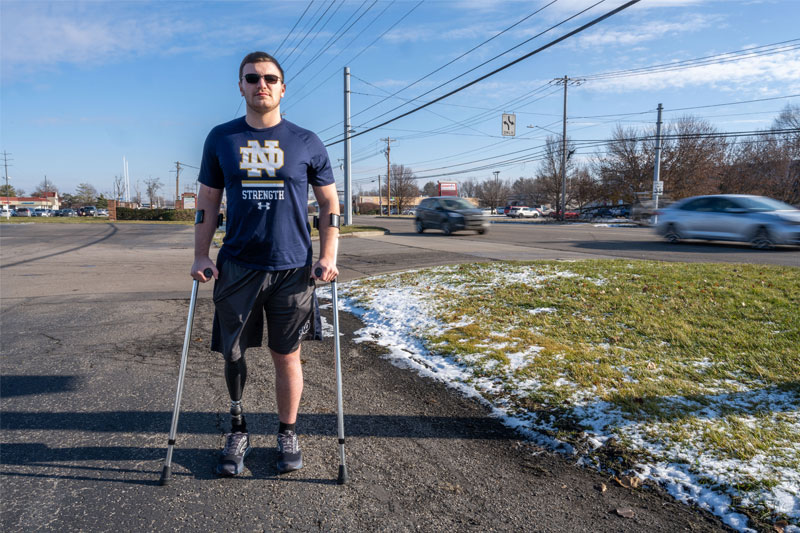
[274,0,315,57]
[580,39,800,81]
[325,0,641,147]
[280,0,335,69]
[284,0,344,74]
[290,0,376,82]
[287,0,421,118]
[351,0,607,135]
[348,0,563,124]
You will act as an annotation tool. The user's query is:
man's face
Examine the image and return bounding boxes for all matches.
[239,61,285,115]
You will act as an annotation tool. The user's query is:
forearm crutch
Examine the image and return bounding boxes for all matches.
[159,267,212,485]
[317,267,348,484]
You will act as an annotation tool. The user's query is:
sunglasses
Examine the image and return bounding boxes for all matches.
[242,73,282,85]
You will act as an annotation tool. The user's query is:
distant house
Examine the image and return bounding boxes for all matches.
[1,191,60,210]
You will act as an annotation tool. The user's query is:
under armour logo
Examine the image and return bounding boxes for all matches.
[298,320,310,339]
[240,140,284,177]
[257,202,270,210]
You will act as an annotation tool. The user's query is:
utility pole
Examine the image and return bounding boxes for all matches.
[378,175,383,216]
[343,67,353,226]
[493,171,500,210]
[2,151,12,195]
[553,76,583,221]
[381,137,395,217]
[175,161,182,207]
[652,103,664,225]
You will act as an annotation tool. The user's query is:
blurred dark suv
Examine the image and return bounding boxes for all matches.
[415,196,489,235]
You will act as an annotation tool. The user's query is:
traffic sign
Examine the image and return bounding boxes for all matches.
[653,180,664,195]
[502,114,516,136]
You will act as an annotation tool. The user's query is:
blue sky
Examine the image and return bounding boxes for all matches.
[1,0,798,200]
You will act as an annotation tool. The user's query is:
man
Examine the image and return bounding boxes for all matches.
[191,51,339,476]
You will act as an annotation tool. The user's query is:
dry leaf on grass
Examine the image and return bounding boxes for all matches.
[613,475,641,489]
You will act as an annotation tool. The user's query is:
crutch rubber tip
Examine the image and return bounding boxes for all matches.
[158,465,171,486]
[337,464,348,485]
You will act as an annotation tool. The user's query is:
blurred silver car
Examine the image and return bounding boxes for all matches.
[655,194,800,249]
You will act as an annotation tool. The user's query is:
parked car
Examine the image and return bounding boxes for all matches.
[33,208,52,217]
[57,208,77,217]
[79,206,98,216]
[415,196,489,235]
[97,208,109,216]
[654,194,800,249]
[14,207,33,217]
[508,206,540,218]
[549,209,579,219]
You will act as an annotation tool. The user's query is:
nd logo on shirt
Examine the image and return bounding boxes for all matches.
[239,140,286,209]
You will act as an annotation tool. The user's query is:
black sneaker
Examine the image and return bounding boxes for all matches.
[216,432,251,476]
[276,431,303,473]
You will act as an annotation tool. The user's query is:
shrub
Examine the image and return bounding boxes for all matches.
[116,208,195,221]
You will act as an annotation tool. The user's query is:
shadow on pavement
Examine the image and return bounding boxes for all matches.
[1,411,513,440]
[0,375,81,398]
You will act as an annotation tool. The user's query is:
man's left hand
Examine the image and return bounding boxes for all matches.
[312,259,338,282]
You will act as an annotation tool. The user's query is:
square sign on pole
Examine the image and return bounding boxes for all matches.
[502,114,516,136]
[653,180,664,195]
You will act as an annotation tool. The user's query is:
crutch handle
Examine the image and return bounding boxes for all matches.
[315,267,322,277]
[203,268,213,279]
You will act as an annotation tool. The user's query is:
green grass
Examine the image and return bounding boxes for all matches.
[343,260,800,525]
[0,217,192,224]
[211,224,386,246]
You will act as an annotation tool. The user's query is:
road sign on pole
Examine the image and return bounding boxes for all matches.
[502,114,516,136]
[654,180,664,195]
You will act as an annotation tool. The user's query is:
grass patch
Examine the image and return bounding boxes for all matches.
[0,217,192,224]
[341,260,800,526]
[211,224,387,246]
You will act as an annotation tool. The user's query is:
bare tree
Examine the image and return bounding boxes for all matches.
[389,164,419,214]
[659,115,728,199]
[536,135,577,208]
[510,176,548,205]
[145,177,162,207]
[594,125,652,205]
[74,183,98,205]
[476,175,510,208]
[32,179,59,197]
[112,175,126,200]
[725,110,800,205]
[459,178,479,198]
[570,166,600,210]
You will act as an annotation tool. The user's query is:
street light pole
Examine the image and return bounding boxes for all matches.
[560,75,568,221]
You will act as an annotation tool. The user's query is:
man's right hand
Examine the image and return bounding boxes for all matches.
[191,257,218,282]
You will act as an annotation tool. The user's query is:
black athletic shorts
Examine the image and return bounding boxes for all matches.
[210,256,322,361]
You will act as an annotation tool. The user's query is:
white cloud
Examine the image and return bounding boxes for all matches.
[585,50,800,93]
[0,3,280,76]
[576,15,719,47]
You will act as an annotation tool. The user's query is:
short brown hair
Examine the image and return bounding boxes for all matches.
[239,51,285,82]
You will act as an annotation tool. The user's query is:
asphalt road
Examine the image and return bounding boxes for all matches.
[0,221,763,532]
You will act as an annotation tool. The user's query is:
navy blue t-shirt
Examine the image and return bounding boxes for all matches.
[198,117,335,271]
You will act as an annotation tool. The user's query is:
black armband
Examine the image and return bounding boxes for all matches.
[312,214,341,229]
[194,209,204,225]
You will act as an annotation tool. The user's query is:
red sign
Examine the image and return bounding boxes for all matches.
[438,181,458,196]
